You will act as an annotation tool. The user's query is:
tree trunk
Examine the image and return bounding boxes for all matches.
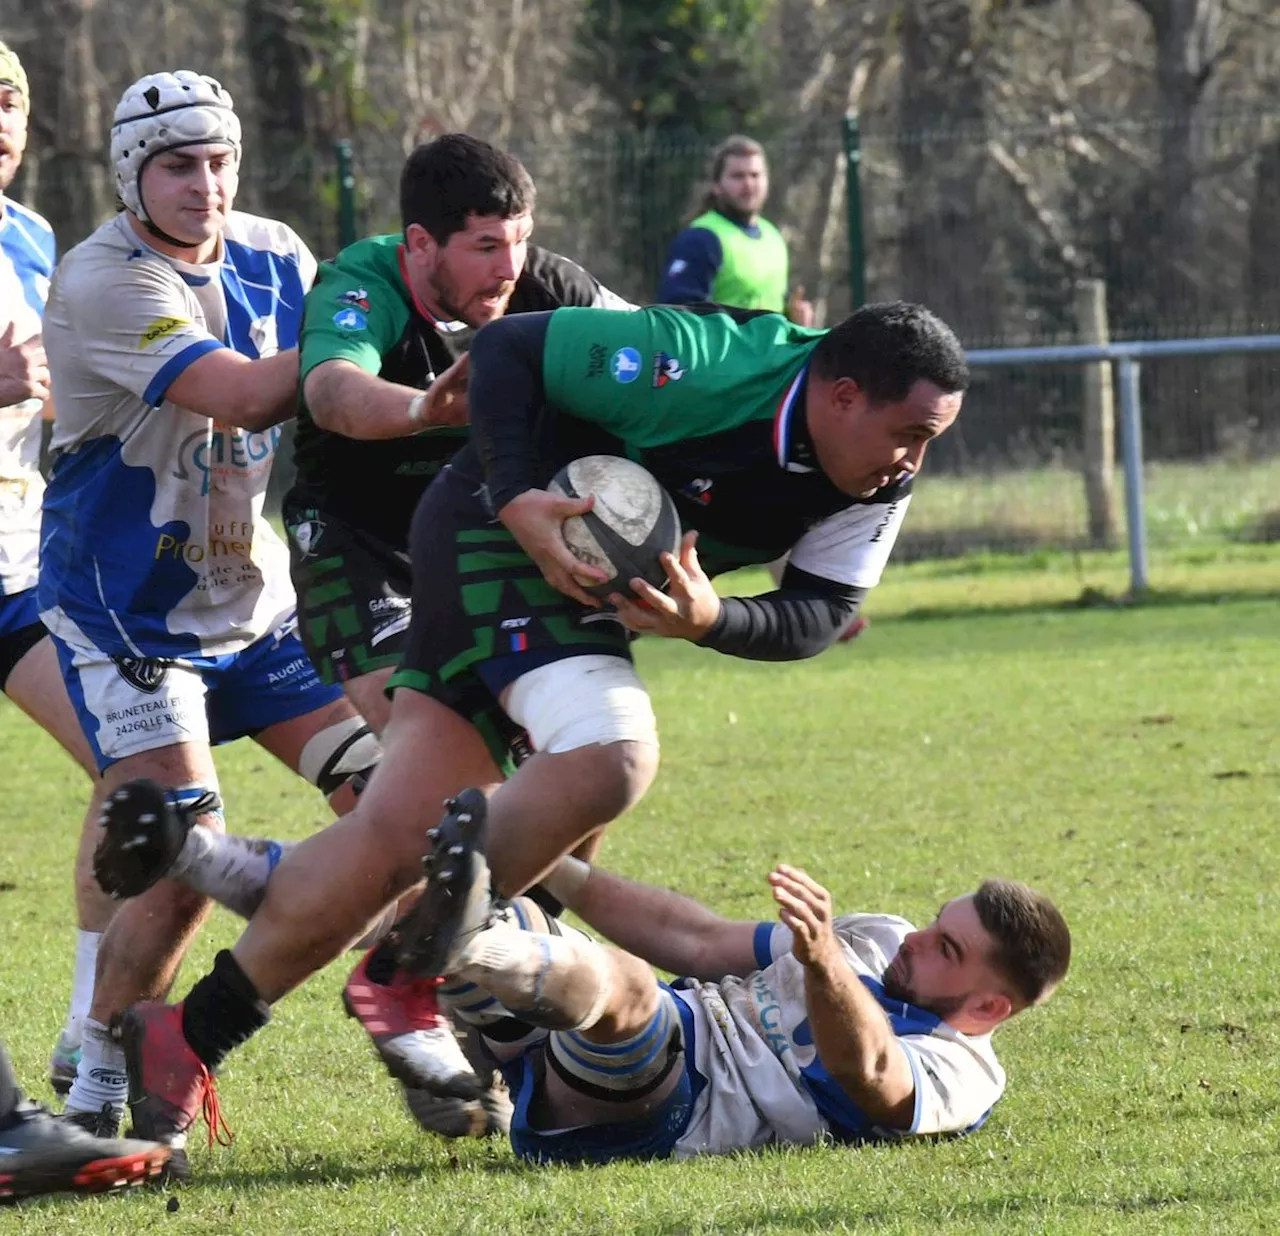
[24,0,108,249]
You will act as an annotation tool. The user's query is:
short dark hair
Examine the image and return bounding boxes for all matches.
[973,879,1072,1009]
[809,301,970,403]
[399,133,536,244]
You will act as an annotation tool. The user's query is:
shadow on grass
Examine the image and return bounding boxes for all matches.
[203,1152,533,1191]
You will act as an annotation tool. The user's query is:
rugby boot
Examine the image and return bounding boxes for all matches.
[393,788,495,979]
[115,1002,231,1182]
[400,1023,513,1139]
[47,1032,80,1098]
[343,951,481,1100]
[0,1102,169,1201]
[93,779,211,900]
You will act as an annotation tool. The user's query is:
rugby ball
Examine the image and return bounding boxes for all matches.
[548,455,682,600]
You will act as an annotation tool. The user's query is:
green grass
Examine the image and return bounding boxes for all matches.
[2,547,1279,1232]
[901,457,1280,556]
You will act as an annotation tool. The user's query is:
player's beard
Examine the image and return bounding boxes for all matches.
[0,146,20,193]
[883,954,966,1022]
[435,267,515,327]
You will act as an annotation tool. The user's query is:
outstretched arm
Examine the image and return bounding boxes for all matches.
[770,865,915,1129]
[546,860,761,980]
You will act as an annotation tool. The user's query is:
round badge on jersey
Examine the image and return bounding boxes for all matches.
[333,307,367,332]
[609,346,642,384]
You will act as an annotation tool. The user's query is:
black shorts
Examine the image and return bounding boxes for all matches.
[282,489,413,685]
[388,448,631,762]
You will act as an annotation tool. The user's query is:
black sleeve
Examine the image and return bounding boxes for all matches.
[519,246,625,309]
[695,564,866,661]
[467,311,554,511]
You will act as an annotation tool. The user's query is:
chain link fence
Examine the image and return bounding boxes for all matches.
[231,109,1280,555]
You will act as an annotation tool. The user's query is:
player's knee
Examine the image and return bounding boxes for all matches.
[591,739,659,819]
[596,951,661,1035]
[298,716,382,797]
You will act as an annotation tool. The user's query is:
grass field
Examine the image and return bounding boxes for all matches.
[1,547,1278,1233]
[899,457,1280,557]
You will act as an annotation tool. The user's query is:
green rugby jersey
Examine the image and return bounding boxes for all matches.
[525,304,913,586]
[293,234,621,544]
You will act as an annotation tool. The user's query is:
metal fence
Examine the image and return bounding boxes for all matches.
[246,108,1280,557]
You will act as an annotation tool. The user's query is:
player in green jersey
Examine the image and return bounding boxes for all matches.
[109,299,968,1167]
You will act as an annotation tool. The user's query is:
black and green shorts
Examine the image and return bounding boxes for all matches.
[282,489,413,685]
[389,447,631,762]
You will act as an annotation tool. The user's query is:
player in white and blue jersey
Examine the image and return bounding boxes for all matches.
[38,70,396,1158]
[0,39,137,1103]
[94,788,1070,1165]
[418,813,1071,1163]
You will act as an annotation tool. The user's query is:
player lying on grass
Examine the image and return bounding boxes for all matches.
[104,298,969,1171]
[93,788,1070,1159]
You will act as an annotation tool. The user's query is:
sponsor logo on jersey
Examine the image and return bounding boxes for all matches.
[499,616,531,630]
[868,500,901,543]
[154,520,254,564]
[609,346,642,384]
[585,343,608,379]
[681,477,713,505]
[173,425,282,497]
[667,258,687,275]
[137,316,188,349]
[652,351,685,387]
[337,287,370,310]
[333,307,367,332]
[368,596,409,613]
[112,655,171,694]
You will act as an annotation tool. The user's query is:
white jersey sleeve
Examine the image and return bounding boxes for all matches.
[39,213,310,659]
[786,492,911,588]
[52,241,227,414]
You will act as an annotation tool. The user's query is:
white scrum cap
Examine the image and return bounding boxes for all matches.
[110,70,241,219]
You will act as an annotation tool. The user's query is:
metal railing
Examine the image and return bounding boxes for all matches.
[966,335,1280,593]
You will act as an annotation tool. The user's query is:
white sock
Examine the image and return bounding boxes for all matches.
[453,921,613,1031]
[173,826,298,919]
[65,1018,127,1116]
[61,930,102,1046]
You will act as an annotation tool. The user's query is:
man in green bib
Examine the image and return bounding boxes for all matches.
[658,135,813,326]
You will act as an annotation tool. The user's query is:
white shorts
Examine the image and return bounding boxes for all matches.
[50,614,343,771]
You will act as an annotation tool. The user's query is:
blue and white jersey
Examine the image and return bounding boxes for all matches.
[39,212,316,658]
[672,914,1005,1158]
[0,197,56,597]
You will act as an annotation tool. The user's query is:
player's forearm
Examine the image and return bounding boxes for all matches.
[802,957,914,1127]
[168,348,300,431]
[697,576,865,661]
[303,361,424,440]
[468,311,553,511]
[548,862,756,979]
